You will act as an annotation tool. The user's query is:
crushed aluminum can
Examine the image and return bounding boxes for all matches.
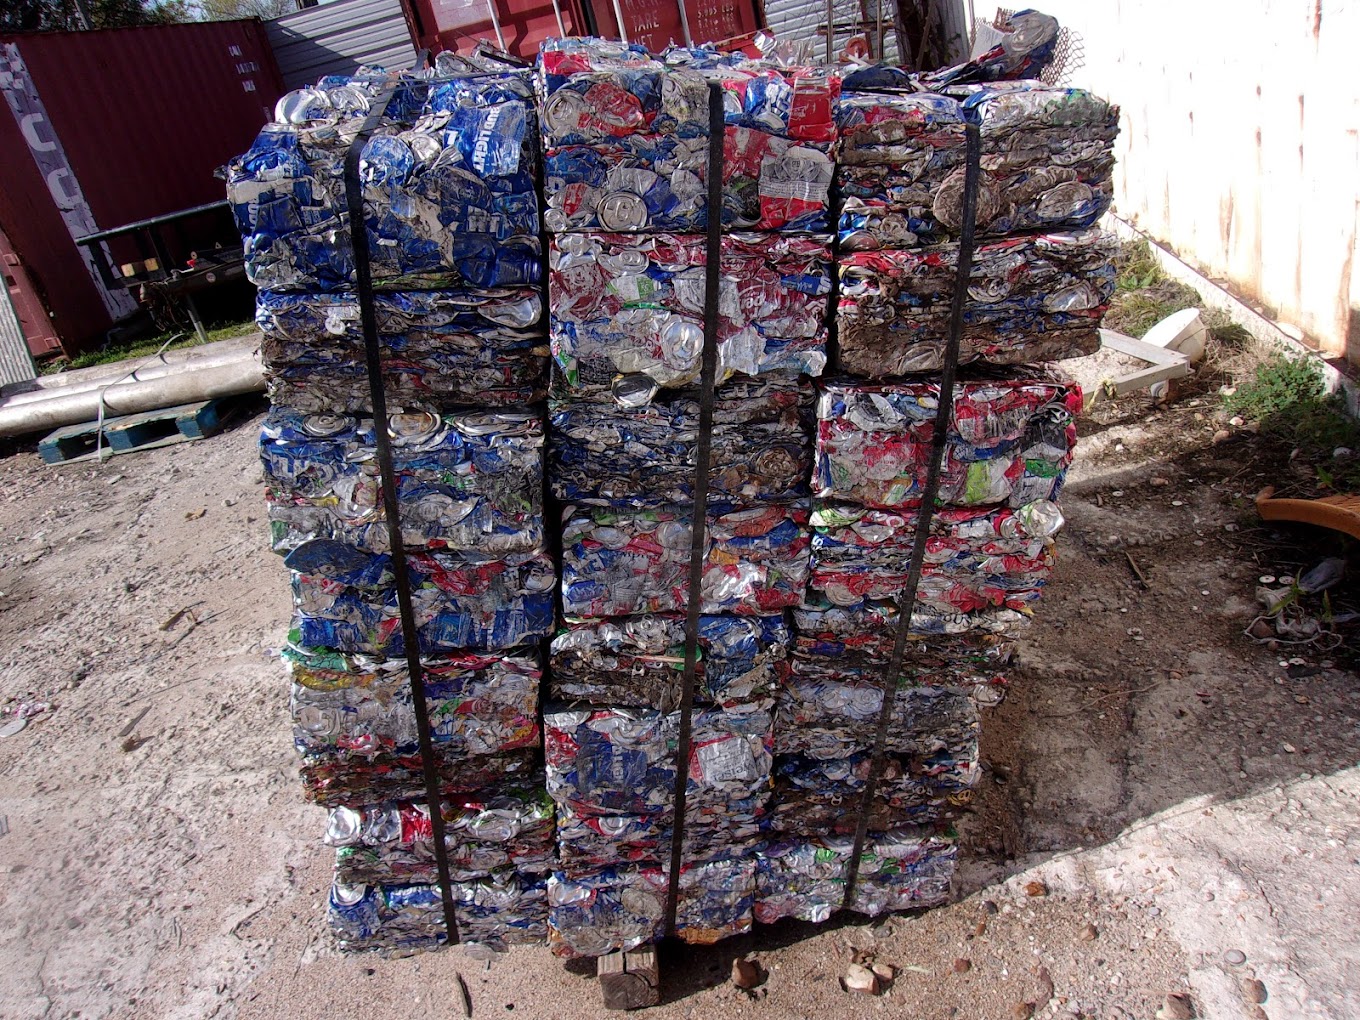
[836,228,1117,373]
[261,408,545,556]
[549,232,830,401]
[559,503,810,618]
[812,379,1083,510]
[834,84,1119,249]
[546,857,756,957]
[755,828,957,923]
[227,71,543,291]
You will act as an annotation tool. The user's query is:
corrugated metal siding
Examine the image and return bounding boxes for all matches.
[267,0,418,89]
[585,0,751,52]
[2,42,138,327]
[763,0,828,50]
[576,0,689,52]
[0,276,36,387]
[0,223,61,356]
[9,21,282,242]
[413,0,759,63]
[586,0,760,51]
[0,20,284,355]
[0,91,109,353]
[763,0,898,62]
[683,0,761,45]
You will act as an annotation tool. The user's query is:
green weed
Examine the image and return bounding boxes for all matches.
[1227,350,1360,490]
[1225,351,1325,420]
[41,320,256,375]
[1114,240,1165,292]
[1104,241,1201,338]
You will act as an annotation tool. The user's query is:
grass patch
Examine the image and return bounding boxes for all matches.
[1113,239,1164,291]
[41,319,257,375]
[1201,308,1253,350]
[1226,350,1360,491]
[1103,240,1202,338]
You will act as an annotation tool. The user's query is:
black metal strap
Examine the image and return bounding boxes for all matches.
[841,121,982,909]
[342,87,461,946]
[662,81,725,937]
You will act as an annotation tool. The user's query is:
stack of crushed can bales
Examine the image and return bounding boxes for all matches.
[227,61,558,952]
[538,38,838,956]
[224,13,1120,963]
[756,66,1120,922]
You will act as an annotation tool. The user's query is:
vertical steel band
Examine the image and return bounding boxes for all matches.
[662,82,726,938]
[342,86,462,946]
[840,120,983,910]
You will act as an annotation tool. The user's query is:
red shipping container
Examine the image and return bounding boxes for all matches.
[0,20,284,356]
[588,0,762,53]
[408,0,583,61]
[410,0,761,64]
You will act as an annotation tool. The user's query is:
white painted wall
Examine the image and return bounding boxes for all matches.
[976,1,1360,361]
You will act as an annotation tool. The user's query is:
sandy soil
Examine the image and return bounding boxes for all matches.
[0,354,1357,1020]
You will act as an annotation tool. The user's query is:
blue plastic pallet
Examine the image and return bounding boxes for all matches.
[38,397,237,465]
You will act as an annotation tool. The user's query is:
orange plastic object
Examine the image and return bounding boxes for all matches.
[1256,486,1360,540]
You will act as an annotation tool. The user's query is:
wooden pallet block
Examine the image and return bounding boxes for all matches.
[598,946,660,1010]
[118,257,160,278]
[38,396,240,465]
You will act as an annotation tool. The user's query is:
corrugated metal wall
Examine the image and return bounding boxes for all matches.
[410,0,760,65]
[411,0,585,62]
[266,0,418,89]
[971,0,1360,364]
[2,42,139,333]
[585,0,761,53]
[0,222,61,357]
[763,0,899,63]
[0,274,36,388]
[0,20,284,356]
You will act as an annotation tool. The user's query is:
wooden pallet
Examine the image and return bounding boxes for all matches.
[39,396,239,465]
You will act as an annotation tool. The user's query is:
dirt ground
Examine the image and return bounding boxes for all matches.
[1,339,1358,1020]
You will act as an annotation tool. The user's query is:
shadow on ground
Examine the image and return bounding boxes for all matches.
[649,358,1360,1006]
[963,374,1360,889]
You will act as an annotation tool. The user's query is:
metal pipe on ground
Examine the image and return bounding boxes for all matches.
[0,349,264,437]
[0,337,262,408]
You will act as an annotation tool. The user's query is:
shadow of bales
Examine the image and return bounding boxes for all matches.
[959,389,1360,892]
[656,912,876,1004]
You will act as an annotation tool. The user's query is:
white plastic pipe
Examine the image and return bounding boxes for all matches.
[1,339,262,409]
[0,335,261,400]
[0,350,264,437]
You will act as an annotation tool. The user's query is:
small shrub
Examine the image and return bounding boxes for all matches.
[1225,351,1325,421]
[1105,241,1201,339]
[1228,350,1360,490]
